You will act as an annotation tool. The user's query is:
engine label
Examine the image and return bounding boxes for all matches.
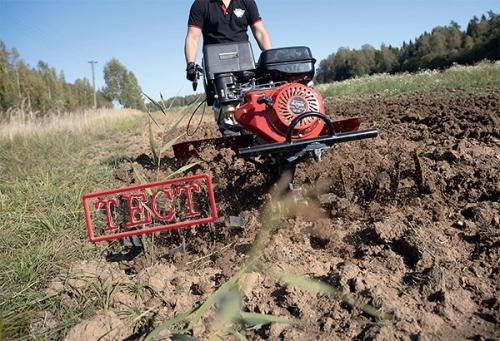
[289,97,308,114]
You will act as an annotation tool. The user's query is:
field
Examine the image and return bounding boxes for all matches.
[0,63,498,340]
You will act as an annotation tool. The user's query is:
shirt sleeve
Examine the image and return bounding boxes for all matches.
[188,0,204,29]
[245,0,262,25]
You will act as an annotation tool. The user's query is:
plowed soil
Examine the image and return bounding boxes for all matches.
[55,89,499,340]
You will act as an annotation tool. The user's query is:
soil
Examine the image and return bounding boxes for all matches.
[52,89,499,340]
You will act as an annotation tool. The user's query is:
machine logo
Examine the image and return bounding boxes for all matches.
[289,97,308,115]
[234,8,245,18]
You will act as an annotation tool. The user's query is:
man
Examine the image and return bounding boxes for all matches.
[184,0,272,83]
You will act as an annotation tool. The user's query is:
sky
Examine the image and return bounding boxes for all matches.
[1,0,498,98]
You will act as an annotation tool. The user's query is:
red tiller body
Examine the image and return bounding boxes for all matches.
[234,83,326,143]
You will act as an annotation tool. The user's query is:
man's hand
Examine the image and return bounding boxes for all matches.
[186,62,197,82]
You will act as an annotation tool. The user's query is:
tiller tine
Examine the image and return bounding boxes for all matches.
[332,117,361,133]
[173,135,255,159]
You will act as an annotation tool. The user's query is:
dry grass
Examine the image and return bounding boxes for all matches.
[0,108,144,140]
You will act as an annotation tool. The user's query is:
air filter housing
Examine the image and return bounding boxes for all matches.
[269,83,325,139]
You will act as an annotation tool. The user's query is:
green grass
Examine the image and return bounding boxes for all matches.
[317,62,500,98]
[0,112,142,340]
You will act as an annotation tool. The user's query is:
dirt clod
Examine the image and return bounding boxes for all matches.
[64,311,132,341]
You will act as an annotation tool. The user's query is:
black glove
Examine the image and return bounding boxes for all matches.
[186,62,197,82]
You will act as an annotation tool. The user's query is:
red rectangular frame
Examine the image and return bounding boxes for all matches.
[82,174,218,243]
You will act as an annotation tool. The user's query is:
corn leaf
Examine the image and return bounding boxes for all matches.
[164,89,182,112]
[228,329,247,341]
[145,310,192,341]
[159,134,184,156]
[271,270,390,321]
[143,92,167,115]
[159,93,167,109]
[148,119,159,165]
[170,334,196,341]
[132,164,154,197]
[166,162,200,179]
[239,312,303,330]
[188,265,250,329]
[164,113,187,139]
[146,110,161,128]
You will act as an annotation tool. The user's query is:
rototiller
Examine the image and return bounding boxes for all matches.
[173,42,378,163]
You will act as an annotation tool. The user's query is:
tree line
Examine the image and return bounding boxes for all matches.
[0,42,144,117]
[316,12,499,83]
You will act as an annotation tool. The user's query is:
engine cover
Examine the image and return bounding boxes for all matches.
[234,83,326,142]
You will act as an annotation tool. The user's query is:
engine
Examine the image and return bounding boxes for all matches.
[234,83,326,142]
[203,43,330,142]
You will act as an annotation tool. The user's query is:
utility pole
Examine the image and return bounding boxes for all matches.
[88,61,98,109]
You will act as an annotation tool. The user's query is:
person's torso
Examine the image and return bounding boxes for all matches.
[202,0,251,45]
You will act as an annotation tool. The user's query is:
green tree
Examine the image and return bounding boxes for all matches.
[103,58,144,109]
[334,48,355,81]
[103,58,126,100]
[463,35,475,50]
[73,78,93,109]
[447,21,463,52]
[121,71,144,110]
[360,44,377,74]
[429,27,447,56]
[96,90,113,108]
[376,44,399,73]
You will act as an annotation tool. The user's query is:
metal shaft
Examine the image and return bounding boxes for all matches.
[238,129,379,158]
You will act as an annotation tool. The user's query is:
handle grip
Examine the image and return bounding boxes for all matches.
[191,64,204,92]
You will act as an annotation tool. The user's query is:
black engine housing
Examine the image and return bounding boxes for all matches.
[257,46,316,83]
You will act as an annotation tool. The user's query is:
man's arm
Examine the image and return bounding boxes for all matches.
[251,21,272,51]
[246,0,271,51]
[184,26,202,64]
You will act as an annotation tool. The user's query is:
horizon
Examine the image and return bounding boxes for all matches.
[1,0,498,98]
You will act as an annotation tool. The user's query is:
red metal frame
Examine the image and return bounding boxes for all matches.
[82,174,218,243]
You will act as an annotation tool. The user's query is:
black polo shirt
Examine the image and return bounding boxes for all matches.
[188,0,262,45]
